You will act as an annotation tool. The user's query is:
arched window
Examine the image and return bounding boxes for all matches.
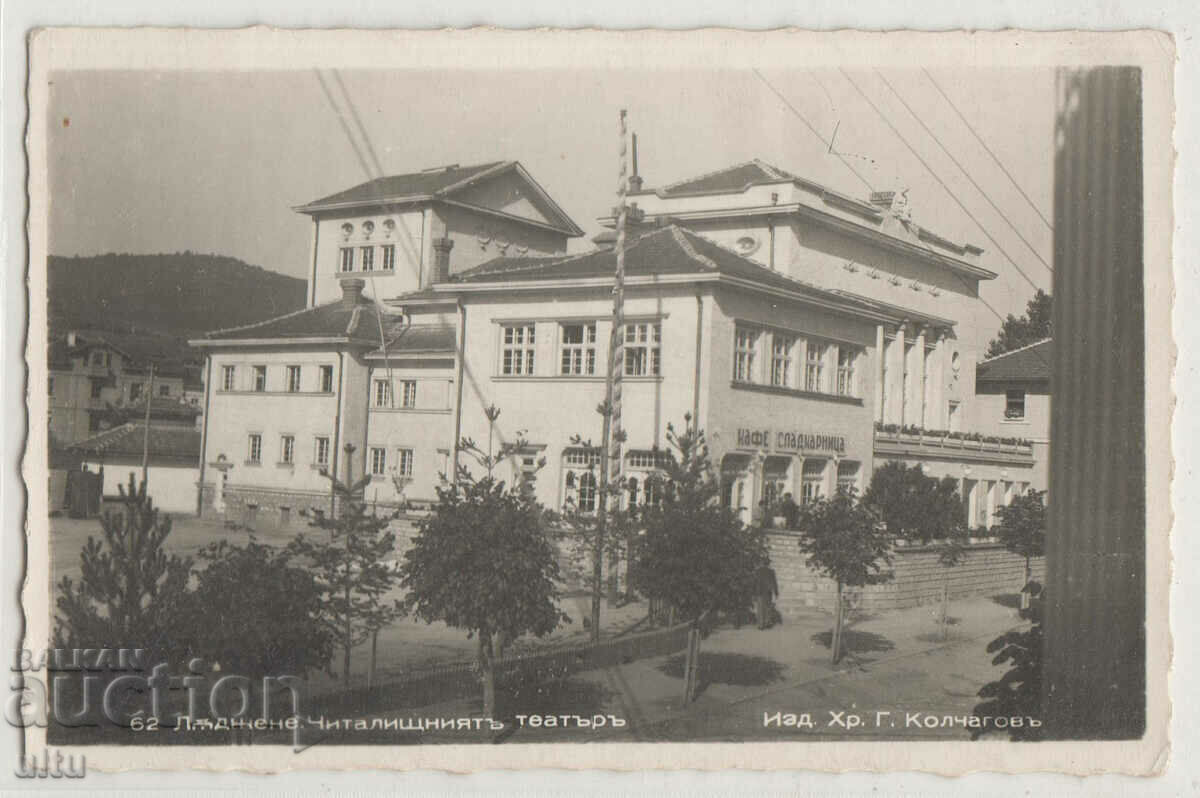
[577,471,597,512]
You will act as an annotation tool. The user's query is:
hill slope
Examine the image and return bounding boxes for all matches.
[48,252,307,338]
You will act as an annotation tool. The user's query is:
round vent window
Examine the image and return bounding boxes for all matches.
[735,235,760,255]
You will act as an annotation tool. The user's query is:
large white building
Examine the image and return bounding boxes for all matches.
[192,158,1043,530]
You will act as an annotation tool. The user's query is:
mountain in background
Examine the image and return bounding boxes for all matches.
[48,252,307,341]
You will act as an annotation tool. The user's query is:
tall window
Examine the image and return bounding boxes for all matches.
[563,448,602,512]
[398,380,417,408]
[360,246,375,271]
[836,461,860,494]
[771,334,795,387]
[381,245,396,271]
[733,327,760,383]
[373,379,391,408]
[805,342,826,392]
[836,347,857,396]
[90,378,103,399]
[286,365,302,393]
[801,459,826,504]
[159,383,171,397]
[1005,389,1026,419]
[396,448,414,477]
[222,365,236,391]
[560,323,597,376]
[339,247,354,272]
[280,435,295,464]
[247,433,262,464]
[253,365,267,392]
[624,322,661,377]
[370,446,387,476]
[129,382,143,401]
[314,435,330,467]
[575,471,597,512]
[319,365,334,393]
[501,324,536,376]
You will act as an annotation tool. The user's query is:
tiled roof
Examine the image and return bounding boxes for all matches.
[199,296,395,344]
[69,423,200,462]
[976,339,1053,383]
[452,225,947,325]
[301,161,508,209]
[656,160,796,196]
[370,324,456,356]
[112,396,202,420]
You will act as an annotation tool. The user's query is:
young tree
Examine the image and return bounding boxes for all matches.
[795,490,893,665]
[994,488,1047,608]
[289,446,405,690]
[629,418,769,699]
[54,475,192,658]
[934,533,968,641]
[863,461,965,543]
[972,581,1044,741]
[400,464,568,719]
[985,289,1052,358]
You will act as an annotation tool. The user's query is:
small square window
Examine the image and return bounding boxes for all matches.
[286,365,302,393]
[1005,389,1026,420]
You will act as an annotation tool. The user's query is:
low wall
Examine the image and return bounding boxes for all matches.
[767,531,1045,615]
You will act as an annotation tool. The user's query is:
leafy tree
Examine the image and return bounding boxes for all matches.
[994,488,1047,608]
[934,533,968,641]
[629,419,767,701]
[985,289,1052,358]
[187,537,335,679]
[54,475,192,659]
[400,465,568,719]
[289,447,405,690]
[972,581,1044,740]
[795,490,893,664]
[863,461,965,543]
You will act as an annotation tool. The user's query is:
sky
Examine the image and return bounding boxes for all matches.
[46,67,1055,326]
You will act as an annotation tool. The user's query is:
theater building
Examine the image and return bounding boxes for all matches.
[193,158,1042,530]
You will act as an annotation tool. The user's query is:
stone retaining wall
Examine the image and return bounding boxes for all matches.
[767,531,1045,615]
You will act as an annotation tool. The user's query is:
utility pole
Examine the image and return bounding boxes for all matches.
[140,362,155,488]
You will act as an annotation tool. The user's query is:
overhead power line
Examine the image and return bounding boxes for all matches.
[875,70,1052,276]
[922,68,1054,233]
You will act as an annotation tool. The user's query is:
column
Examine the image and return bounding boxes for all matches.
[874,324,886,423]
[933,331,947,429]
[913,325,927,428]
[890,323,906,425]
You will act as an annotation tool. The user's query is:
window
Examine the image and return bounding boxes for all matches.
[370,447,387,476]
[90,379,103,399]
[91,351,106,368]
[319,365,334,393]
[1005,389,1026,420]
[574,471,597,512]
[373,379,391,408]
[247,433,262,464]
[836,461,860,494]
[400,380,417,408]
[805,341,826,392]
[280,435,295,464]
[501,324,536,375]
[560,323,597,376]
[626,450,671,508]
[624,322,661,377]
[381,245,396,271]
[801,459,826,504]
[339,247,354,272]
[222,365,236,391]
[360,246,375,271]
[285,365,302,393]
[253,365,267,392]
[129,382,144,401]
[733,327,760,382]
[396,448,414,477]
[314,436,330,467]
[563,448,601,513]
[771,334,795,387]
[159,383,171,397]
[836,347,857,396]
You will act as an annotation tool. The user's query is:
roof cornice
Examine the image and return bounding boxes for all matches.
[188,336,375,348]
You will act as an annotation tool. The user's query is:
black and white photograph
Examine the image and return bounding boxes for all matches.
[14,27,1173,778]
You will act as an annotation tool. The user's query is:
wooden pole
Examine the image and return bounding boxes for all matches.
[140,362,155,488]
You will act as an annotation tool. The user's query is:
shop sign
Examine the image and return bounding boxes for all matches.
[736,428,846,454]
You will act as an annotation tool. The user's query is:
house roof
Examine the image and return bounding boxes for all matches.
[368,324,457,357]
[110,395,202,421]
[49,330,196,376]
[976,339,1053,383]
[294,160,584,236]
[195,294,396,346]
[656,159,797,196]
[449,225,955,328]
[69,422,200,462]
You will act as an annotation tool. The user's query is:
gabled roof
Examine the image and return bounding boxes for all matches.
[367,324,457,357]
[194,295,395,346]
[108,396,202,423]
[294,160,583,236]
[976,339,1053,383]
[70,422,200,462]
[656,159,797,196]
[449,225,954,329]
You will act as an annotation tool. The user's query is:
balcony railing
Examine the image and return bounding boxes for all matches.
[873,423,1033,457]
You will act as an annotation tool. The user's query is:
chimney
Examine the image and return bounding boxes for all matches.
[592,230,617,251]
[869,190,896,209]
[430,237,455,284]
[628,133,644,192]
[341,278,365,309]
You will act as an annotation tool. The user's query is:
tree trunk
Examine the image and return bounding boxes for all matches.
[1021,556,1032,610]
[591,524,604,643]
[831,581,844,666]
[940,580,950,641]
[478,632,497,719]
[367,628,378,691]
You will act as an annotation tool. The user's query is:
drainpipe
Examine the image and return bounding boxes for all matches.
[330,351,344,518]
[309,217,320,308]
[195,354,213,516]
[451,298,467,483]
[692,291,704,424]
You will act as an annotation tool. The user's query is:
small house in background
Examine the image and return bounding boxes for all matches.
[974,339,1052,493]
[68,420,201,515]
